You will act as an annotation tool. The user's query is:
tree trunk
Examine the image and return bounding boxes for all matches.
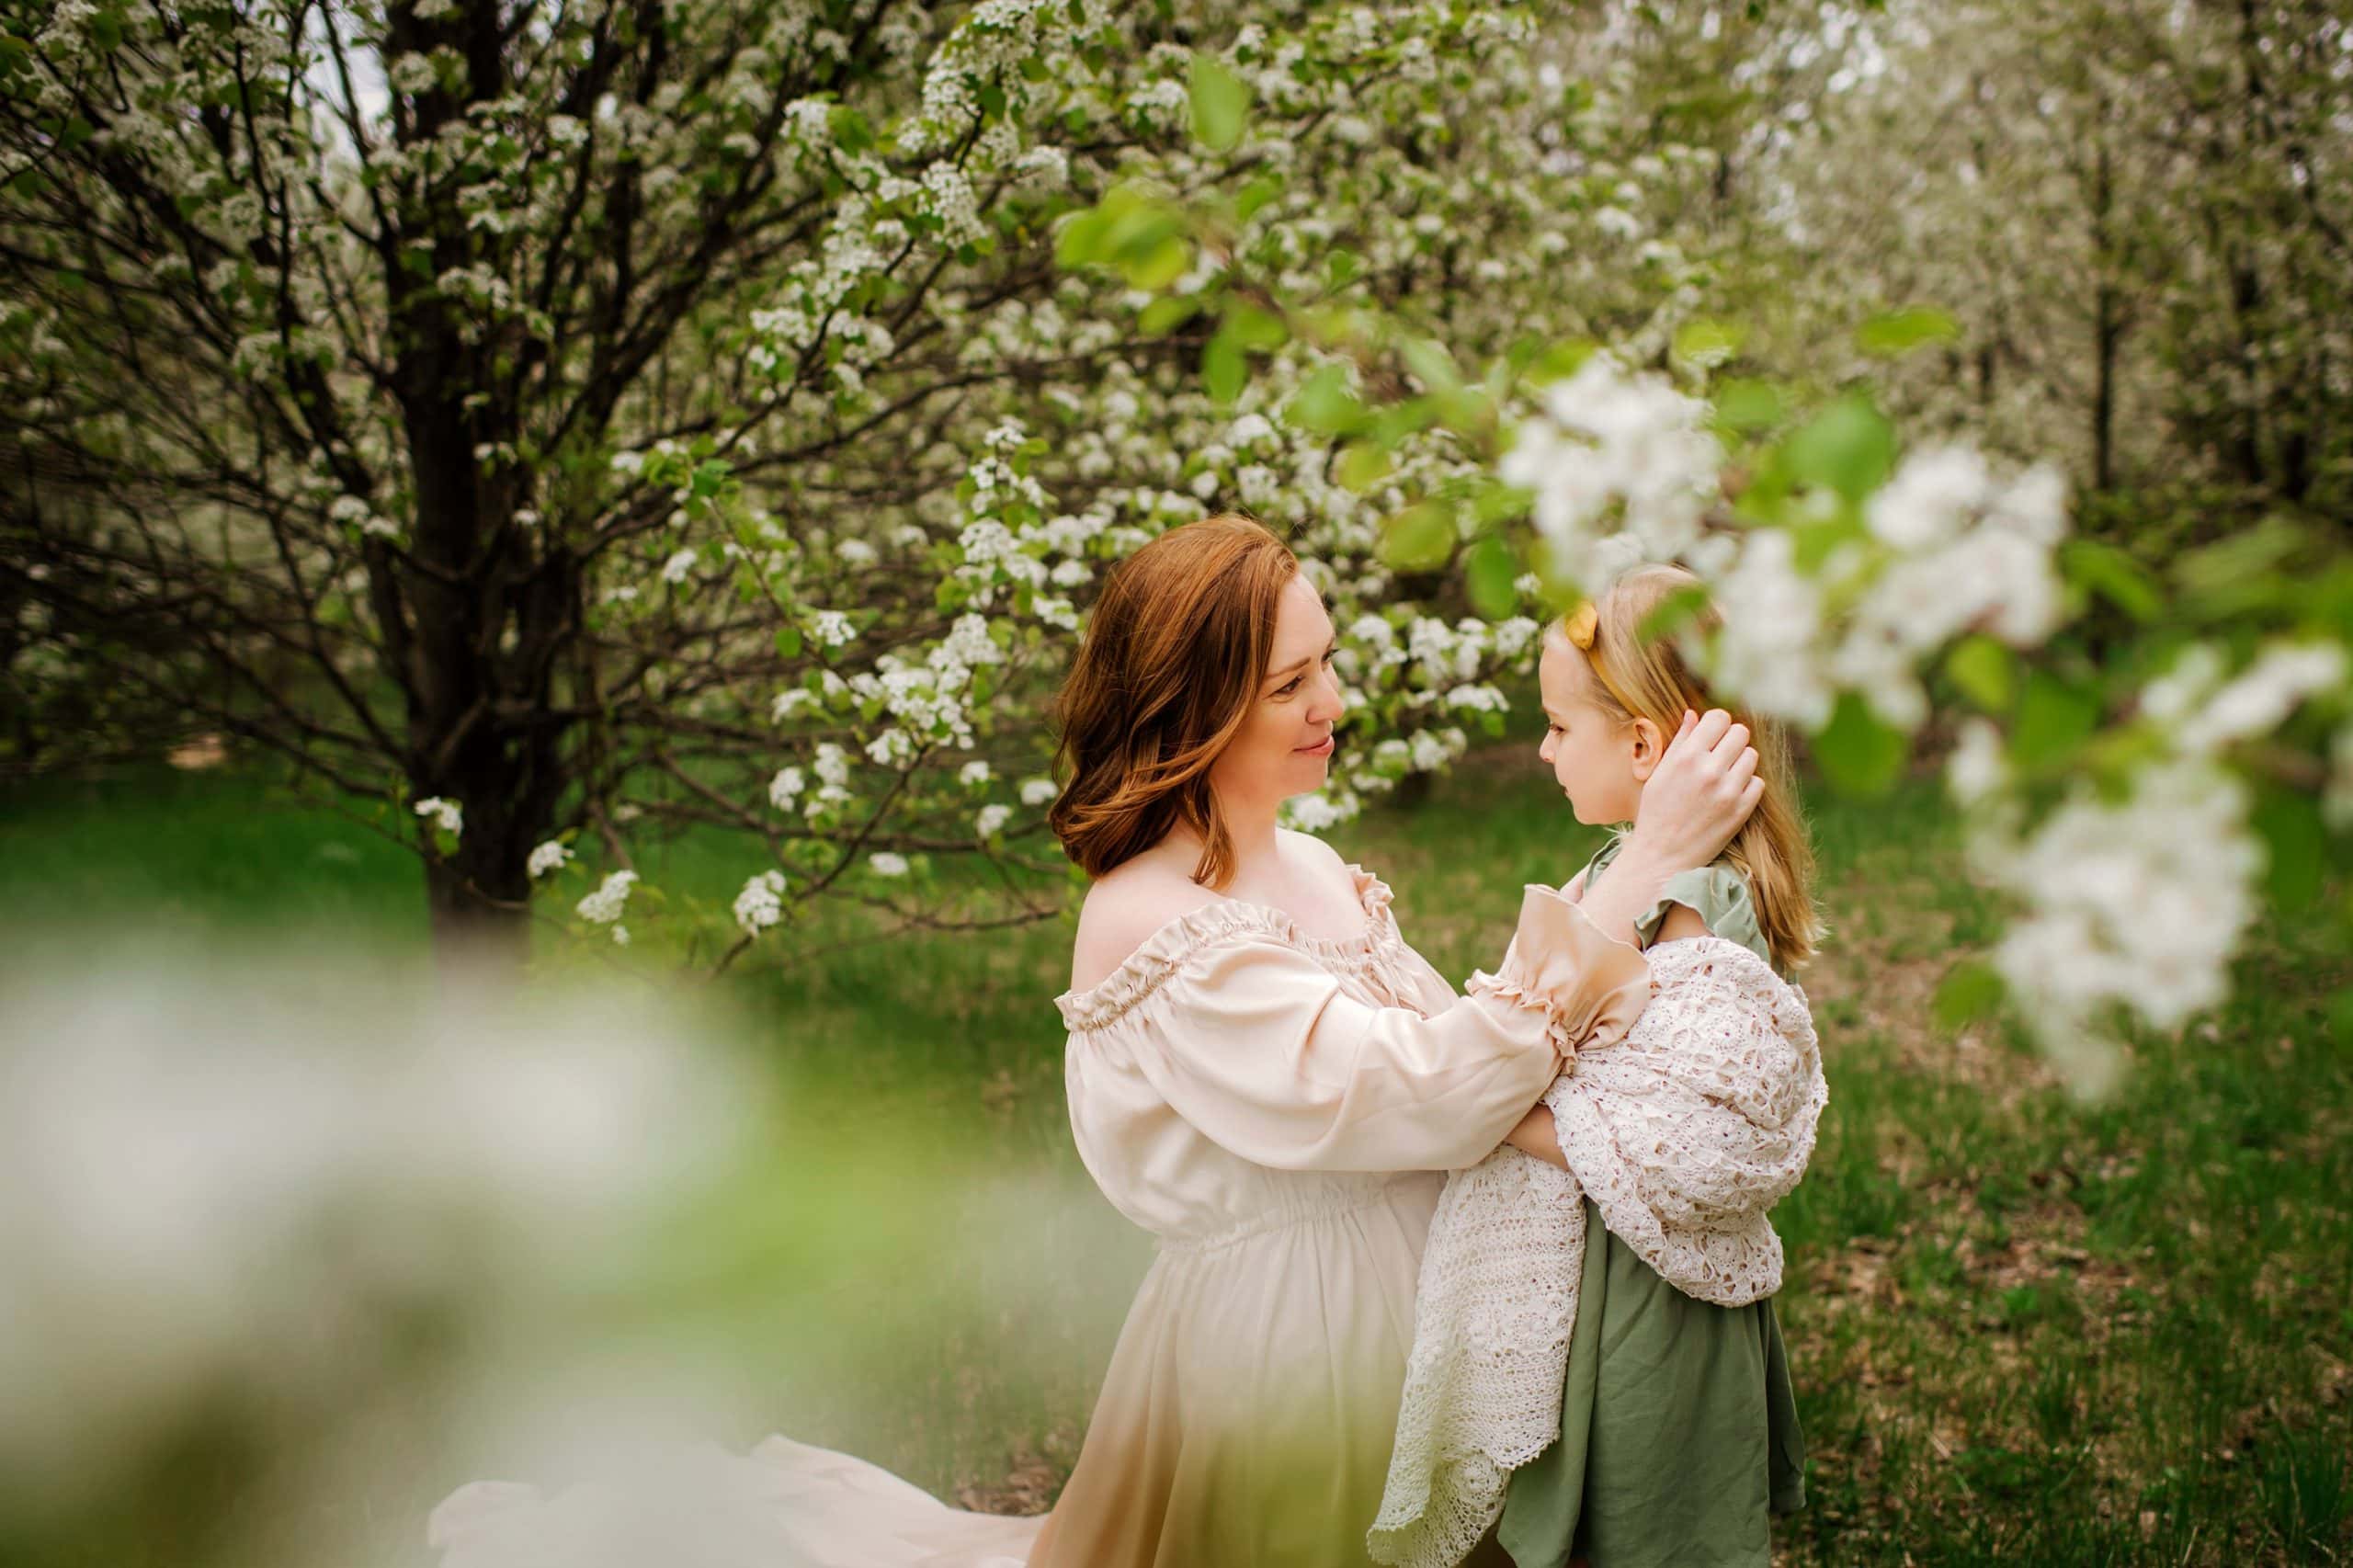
[425,824,534,969]
[2090,136,2121,494]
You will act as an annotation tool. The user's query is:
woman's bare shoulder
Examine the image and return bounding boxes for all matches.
[1069,858,1227,994]
[1277,825,1355,881]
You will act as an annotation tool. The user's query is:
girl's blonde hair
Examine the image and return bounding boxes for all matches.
[1554,564,1822,974]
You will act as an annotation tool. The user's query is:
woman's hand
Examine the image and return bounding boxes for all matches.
[1574,709,1760,949]
[1628,708,1761,869]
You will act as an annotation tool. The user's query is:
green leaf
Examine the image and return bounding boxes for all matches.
[1335,442,1392,493]
[1933,960,2007,1032]
[1223,302,1287,350]
[1635,584,1712,645]
[1857,305,1961,357]
[1672,317,1746,367]
[1529,339,1598,384]
[1235,176,1284,222]
[1813,690,1906,795]
[775,626,803,659]
[2253,785,2327,911]
[2062,539,2163,623]
[1945,636,2017,712]
[2012,671,2101,769]
[1713,378,1784,433]
[1400,336,1461,394]
[1201,329,1246,404]
[1137,295,1201,336]
[1121,233,1191,290]
[1464,538,1519,620]
[1188,54,1248,152]
[1285,363,1363,437]
[1784,394,1894,502]
[1379,503,1456,573]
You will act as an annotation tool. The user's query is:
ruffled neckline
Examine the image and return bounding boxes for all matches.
[1054,864,1402,1034]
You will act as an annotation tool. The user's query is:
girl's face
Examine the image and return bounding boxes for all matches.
[1209,573,1345,806]
[1537,633,1663,826]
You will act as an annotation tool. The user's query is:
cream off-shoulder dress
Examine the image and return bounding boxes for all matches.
[428,868,1647,1568]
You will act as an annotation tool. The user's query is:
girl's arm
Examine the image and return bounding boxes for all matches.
[1651,903,1712,947]
[1502,1099,1568,1170]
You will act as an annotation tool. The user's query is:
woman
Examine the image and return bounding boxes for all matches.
[428,515,1760,1568]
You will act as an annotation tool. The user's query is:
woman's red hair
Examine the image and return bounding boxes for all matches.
[1048,515,1298,888]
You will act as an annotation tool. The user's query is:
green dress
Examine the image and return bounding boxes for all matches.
[1491,835,1809,1568]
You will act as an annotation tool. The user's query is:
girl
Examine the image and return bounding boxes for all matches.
[1372,563,1826,1568]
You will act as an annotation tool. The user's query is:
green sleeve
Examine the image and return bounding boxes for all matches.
[1633,864,1771,971]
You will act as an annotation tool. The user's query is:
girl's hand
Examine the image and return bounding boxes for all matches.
[1624,709,1761,871]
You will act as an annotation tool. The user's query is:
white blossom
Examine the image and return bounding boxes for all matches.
[937,615,1003,670]
[1705,532,1836,728]
[733,870,788,936]
[1866,445,1990,551]
[660,550,697,586]
[2147,641,2347,756]
[767,767,805,811]
[1499,354,1720,591]
[2328,723,2353,832]
[959,761,994,788]
[975,803,1012,838]
[1285,792,1347,832]
[1018,778,1058,807]
[1978,761,2263,1087]
[526,841,572,880]
[413,797,462,837]
[808,610,857,648]
[574,869,638,926]
[868,852,910,878]
[1946,720,2008,806]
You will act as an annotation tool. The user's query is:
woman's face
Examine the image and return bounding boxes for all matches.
[1537,633,1646,826]
[1210,574,1345,806]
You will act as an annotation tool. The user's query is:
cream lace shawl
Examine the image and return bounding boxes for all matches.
[1367,936,1829,1568]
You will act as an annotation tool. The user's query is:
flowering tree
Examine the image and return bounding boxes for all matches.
[6,0,2344,1074]
[2,0,1700,965]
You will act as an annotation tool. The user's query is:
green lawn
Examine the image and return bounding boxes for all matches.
[3,753,2347,1566]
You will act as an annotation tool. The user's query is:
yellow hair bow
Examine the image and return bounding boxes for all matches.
[1560,598,1642,713]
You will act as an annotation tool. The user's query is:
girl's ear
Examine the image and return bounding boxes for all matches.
[1627,715,1669,783]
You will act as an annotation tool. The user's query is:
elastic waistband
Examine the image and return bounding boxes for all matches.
[1155,1177,1423,1258]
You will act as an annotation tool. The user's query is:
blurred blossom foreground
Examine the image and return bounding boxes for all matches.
[0,936,780,1568]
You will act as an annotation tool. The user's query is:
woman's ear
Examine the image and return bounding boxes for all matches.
[1627,715,1668,783]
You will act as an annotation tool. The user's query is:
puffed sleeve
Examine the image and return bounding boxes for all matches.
[1633,864,1772,971]
[1465,883,1654,1060]
[1127,889,1651,1174]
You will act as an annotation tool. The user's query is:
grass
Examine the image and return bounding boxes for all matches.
[3,749,2347,1566]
